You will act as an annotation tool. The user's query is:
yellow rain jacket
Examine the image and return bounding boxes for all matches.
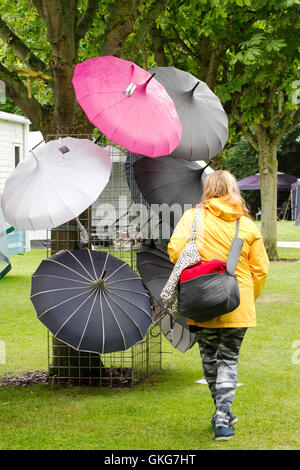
[167,197,269,328]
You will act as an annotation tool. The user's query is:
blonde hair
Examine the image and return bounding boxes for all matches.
[200,170,251,217]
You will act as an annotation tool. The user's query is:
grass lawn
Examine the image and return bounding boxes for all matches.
[0,223,300,450]
[255,220,300,242]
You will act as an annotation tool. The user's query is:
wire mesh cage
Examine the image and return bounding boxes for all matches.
[47,327,162,388]
[46,136,163,387]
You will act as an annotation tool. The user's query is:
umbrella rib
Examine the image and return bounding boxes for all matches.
[188,98,193,159]
[104,291,144,341]
[105,277,140,286]
[128,90,141,153]
[104,262,128,282]
[46,166,98,205]
[53,290,96,337]
[37,170,78,224]
[191,117,211,157]
[106,290,152,320]
[143,172,202,200]
[193,107,223,151]
[201,100,229,116]
[76,290,98,350]
[44,258,92,282]
[102,290,127,351]
[99,290,105,354]
[31,274,91,285]
[148,94,180,150]
[31,286,91,298]
[86,248,98,280]
[99,251,109,280]
[92,93,128,118]
[66,250,95,281]
[36,289,92,319]
[107,286,150,297]
[23,165,46,230]
[108,96,136,143]
[201,107,225,143]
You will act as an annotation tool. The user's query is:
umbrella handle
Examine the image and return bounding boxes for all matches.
[75,218,89,244]
[149,309,169,337]
[94,134,103,144]
[144,73,156,86]
[190,81,200,93]
[30,139,44,151]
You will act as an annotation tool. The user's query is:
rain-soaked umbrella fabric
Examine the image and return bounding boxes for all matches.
[238,172,298,191]
[136,243,196,352]
[72,56,182,158]
[150,66,228,161]
[30,249,153,354]
[1,137,111,231]
[133,155,209,228]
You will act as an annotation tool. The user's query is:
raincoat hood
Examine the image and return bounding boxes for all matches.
[204,197,244,222]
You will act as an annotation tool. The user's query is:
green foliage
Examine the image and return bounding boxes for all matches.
[0,95,23,115]
[223,125,300,215]
[0,0,51,105]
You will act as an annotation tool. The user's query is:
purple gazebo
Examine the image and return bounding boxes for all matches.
[238,172,298,191]
[291,179,300,226]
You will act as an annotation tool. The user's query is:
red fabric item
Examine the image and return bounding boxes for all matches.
[179,259,227,282]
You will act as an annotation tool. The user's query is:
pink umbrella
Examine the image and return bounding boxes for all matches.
[72,56,182,158]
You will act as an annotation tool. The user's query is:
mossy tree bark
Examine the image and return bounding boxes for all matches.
[257,140,279,258]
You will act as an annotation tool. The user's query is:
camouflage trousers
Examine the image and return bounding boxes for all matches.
[196,327,247,427]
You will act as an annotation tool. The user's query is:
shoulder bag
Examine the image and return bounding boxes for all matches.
[177,213,243,323]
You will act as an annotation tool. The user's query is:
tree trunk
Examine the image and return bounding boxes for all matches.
[258,138,279,259]
[46,130,105,381]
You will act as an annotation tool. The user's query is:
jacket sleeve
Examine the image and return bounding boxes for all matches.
[167,209,194,264]
[248,233,269,300]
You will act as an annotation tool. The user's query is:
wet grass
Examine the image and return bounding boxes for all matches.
[0,241,299,450]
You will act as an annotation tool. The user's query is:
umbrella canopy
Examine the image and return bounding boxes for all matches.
[72,56,182,158]
[238,172,298,191]
[31,249,153,354]
[150,66,228,161]
[1,137,111,231]
[133,154,210,228]
[0,204,11,279]
[136,243,196,352]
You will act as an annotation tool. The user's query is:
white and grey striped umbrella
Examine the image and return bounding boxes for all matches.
[150,66,228,161]
[30,249,153,354]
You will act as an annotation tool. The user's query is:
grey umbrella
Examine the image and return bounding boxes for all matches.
[133,154,211,228]
[150,66,228,161]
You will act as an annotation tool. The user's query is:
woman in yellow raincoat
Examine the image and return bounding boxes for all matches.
[167,170,269,441]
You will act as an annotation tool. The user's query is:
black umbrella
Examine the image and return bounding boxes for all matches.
[136,243,196,352]
[133,155,210,228]
[30,249,153,354]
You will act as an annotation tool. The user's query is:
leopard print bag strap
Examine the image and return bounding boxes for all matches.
[160,206,204,315]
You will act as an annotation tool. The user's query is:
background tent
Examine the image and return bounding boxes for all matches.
[238,172,298,191]
[291,179,300,226]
